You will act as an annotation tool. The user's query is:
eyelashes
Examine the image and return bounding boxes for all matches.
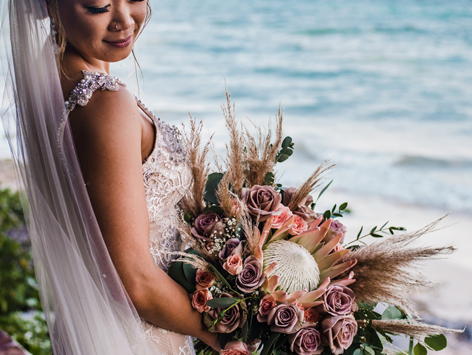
[86,1,144,14]
[86,5,110,14]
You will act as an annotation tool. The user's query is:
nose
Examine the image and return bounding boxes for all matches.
[109,5,135,32]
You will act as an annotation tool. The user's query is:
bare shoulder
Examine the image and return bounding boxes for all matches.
[68,83,140,138]
[67,81,143,181]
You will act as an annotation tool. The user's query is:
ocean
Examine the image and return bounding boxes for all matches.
[2,0,472,213]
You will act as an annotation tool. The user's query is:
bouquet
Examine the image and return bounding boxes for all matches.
[169,91,460,355]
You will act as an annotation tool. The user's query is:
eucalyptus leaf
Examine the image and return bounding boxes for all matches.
[340,202,348,210]
[382,306,403,320]
[356,227,363,240]
[282,136,292,148]
[414,343,427,355]
[369,226,377,234]
[204,172,224,205]
[316,180,333,203]
[323,210,331,220]
[424,334,447,351]
[332,212,343,217]
[380,221,389,230]
[353,350,363,355]
[371,233,384,238]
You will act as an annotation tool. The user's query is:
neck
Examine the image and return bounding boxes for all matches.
[62,45,110,76]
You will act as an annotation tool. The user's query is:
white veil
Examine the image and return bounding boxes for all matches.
[1,0,155,353]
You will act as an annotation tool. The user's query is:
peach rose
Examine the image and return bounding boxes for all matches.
[257,294,277,322]
[191,288,212,313]
[272,205,293,229]
[288,215,308,236]
[223,253,243,275]
[221,341,250,355]
[196,269,215,289]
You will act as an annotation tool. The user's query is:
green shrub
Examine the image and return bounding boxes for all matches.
[0,185,51,354]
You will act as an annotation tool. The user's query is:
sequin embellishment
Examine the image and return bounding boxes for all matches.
[136,98,187,166]
[65,70,125,115]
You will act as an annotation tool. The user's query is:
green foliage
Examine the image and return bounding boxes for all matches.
[0,185,51,354]
[414,343,427,355]
[204,172,224,205]
[0,312,51,355]
[0,187,36,315]
[382,305,404,320]
[168,249,200,293]
[275,136,294,164]
[424,334,447,351]
[323,202,349,220]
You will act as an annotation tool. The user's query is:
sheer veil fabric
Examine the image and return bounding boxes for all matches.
[1,0,156,353]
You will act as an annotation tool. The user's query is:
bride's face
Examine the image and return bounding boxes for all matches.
[58,0,147,64]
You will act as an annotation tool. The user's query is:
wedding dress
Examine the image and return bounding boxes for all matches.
[65,70,195,355]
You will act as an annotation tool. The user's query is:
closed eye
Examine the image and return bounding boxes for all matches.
[86,5,111,14]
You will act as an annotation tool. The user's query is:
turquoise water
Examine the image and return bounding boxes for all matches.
[2,0,472,213]
[125,0,472,213]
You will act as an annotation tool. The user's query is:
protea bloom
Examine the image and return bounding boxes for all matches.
[261,215,356,295]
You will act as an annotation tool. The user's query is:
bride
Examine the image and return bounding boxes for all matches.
[1,0,219,353]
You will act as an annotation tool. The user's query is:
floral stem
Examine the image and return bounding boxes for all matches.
[408,337,414,355]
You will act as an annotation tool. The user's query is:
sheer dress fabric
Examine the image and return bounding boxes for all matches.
[66,71,194,355]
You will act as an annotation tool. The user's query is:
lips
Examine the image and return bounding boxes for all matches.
[104,35,132,48]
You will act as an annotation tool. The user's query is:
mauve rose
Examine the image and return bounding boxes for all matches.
[191,288,212,313]
[191,211,223,240]
[294,205,319,223]
[288,324,323,355]
[257,294,277,322]
[272,205,293,229]
[324,220,347,244]
[221,341,250,355]
[204,293,246,333]
[223,254,243,275]
[267,302,304,334]
[242,185,282,222]
[322,315,358,354]
[320,285,355,316]
[304,307,321,324]
[196,269,215,289]
[236,256,267,293]
[282,187,313,207]
[282,187,298,206]
[288,215,308,235]
[219,238,241,260]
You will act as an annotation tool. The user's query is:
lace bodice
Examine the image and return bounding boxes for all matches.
[64,70,192,272]
[64,71,194,355]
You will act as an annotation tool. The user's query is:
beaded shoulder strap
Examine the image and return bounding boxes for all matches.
[64,70,126,115]
[58,71,126,165]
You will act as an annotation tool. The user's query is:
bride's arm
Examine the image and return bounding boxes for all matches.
[69,88,219,350]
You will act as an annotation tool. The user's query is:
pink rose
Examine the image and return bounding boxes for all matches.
[196,269,215,289]
[288,324,324,355]
[322,315,358,354]
[191,288,212,313]
[272,205,293,229]
[288,215,308,236]
[257,294,277,322]
[267,302,304,334]
[221,341,250,355]
[223,254,243,275]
